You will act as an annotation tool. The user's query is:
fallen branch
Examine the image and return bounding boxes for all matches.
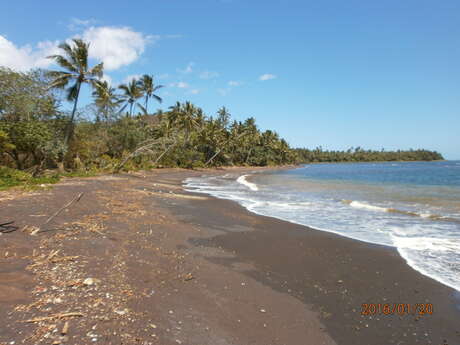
[42,193,84,227]
[0,221,14,227]
[0,221,18,234]
[24,312,84,323]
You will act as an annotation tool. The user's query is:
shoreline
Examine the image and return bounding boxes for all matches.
[0,167,459,344]
[177,172,460,344]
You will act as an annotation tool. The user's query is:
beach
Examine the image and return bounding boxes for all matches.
[0,168,459,345]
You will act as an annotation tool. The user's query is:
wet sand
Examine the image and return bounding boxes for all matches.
[0,168,459,344]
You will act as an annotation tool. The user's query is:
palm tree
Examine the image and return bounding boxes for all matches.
[92,80,122,122]
[139,74,163,114]
[118,79,143,117]
[47,38,103,144]
[168,101,200,143]
[216,106,231,129]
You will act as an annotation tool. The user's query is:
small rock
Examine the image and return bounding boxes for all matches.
[83,278,95,286]
[114,308,128,315]
[260,309,266,313]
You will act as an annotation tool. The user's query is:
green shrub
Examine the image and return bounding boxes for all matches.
[0,166,59,190]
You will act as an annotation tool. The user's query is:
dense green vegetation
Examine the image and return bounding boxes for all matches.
[0,38,443,189]
[295,147,443,163]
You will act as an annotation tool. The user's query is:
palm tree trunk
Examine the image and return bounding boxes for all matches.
[154,140,177,164]
[205,148,222,166]
[64,81,81,146]
[145,96,149,115]
[129,102,133,117]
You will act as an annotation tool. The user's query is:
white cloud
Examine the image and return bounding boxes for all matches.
[178,62,194,74]
[81,26,156,71]
[170,81,189,89]
[228,80,242,86]
[0,35,59,71]
[259,73,277,81]
[0,25,154,72]
[68,18,97,31]
[188,89,200,95]
[199,70,219,79]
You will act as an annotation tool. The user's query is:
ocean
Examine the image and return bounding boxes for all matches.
[184,161,460,292]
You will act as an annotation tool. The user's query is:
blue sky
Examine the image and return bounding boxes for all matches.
[1,0,459,159]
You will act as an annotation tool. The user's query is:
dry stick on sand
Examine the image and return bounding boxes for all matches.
[38,193,84,233]
[24,312,84,323]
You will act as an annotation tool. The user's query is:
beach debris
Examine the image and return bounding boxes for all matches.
[61,321,69,335]
[24,312,84,323]
[0,220,18,233]
[83,278,95,286]
[114,308,129,315]
[23,225,41,236]
[260,309,266,313]
[184,273,194,281]
[40,192,84,232]
[337,280,343,284]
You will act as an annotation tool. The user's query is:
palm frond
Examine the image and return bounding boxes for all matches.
[138,103,148,115]
[46,73,74,90]
[152,94,162,103]
[89,62,104,79]
[47,55,78,73]
[66,82,79,102]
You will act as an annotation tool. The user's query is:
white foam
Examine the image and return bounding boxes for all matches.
[391,235,460,291]
[183,174,460,293]
[420,213,433,218]
[349,201,388,212]
[236,175,259,191]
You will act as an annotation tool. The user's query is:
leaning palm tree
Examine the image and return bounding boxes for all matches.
[118,79,144,117]
[92,80,122,122]
[47,38,103,145]
[139,74,163,114]
[168,101,200,144]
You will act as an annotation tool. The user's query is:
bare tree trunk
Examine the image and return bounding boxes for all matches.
[57,161,65,173]
[205,148,222,166]
[245,147,252,164]
[154,141,177,164]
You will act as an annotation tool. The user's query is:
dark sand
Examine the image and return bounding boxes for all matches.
[0,168,459,345]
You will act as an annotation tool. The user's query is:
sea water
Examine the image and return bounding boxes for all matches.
[184,161,460,292]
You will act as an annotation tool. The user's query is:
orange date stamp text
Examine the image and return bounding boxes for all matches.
[361,303,433,316]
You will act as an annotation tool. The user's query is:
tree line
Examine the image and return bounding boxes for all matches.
[0,38,443,188]
[295,147,443,163]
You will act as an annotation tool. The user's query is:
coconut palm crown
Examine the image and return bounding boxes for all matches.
[139,74,163,114]
[118,78,144,117]
[92,80,122,122]
[47,38,104,144]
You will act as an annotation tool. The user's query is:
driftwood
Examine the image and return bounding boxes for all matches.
[0,221,18,234]
[24,312,84,323]
[32,193,84,234]
[43,193,84,226]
